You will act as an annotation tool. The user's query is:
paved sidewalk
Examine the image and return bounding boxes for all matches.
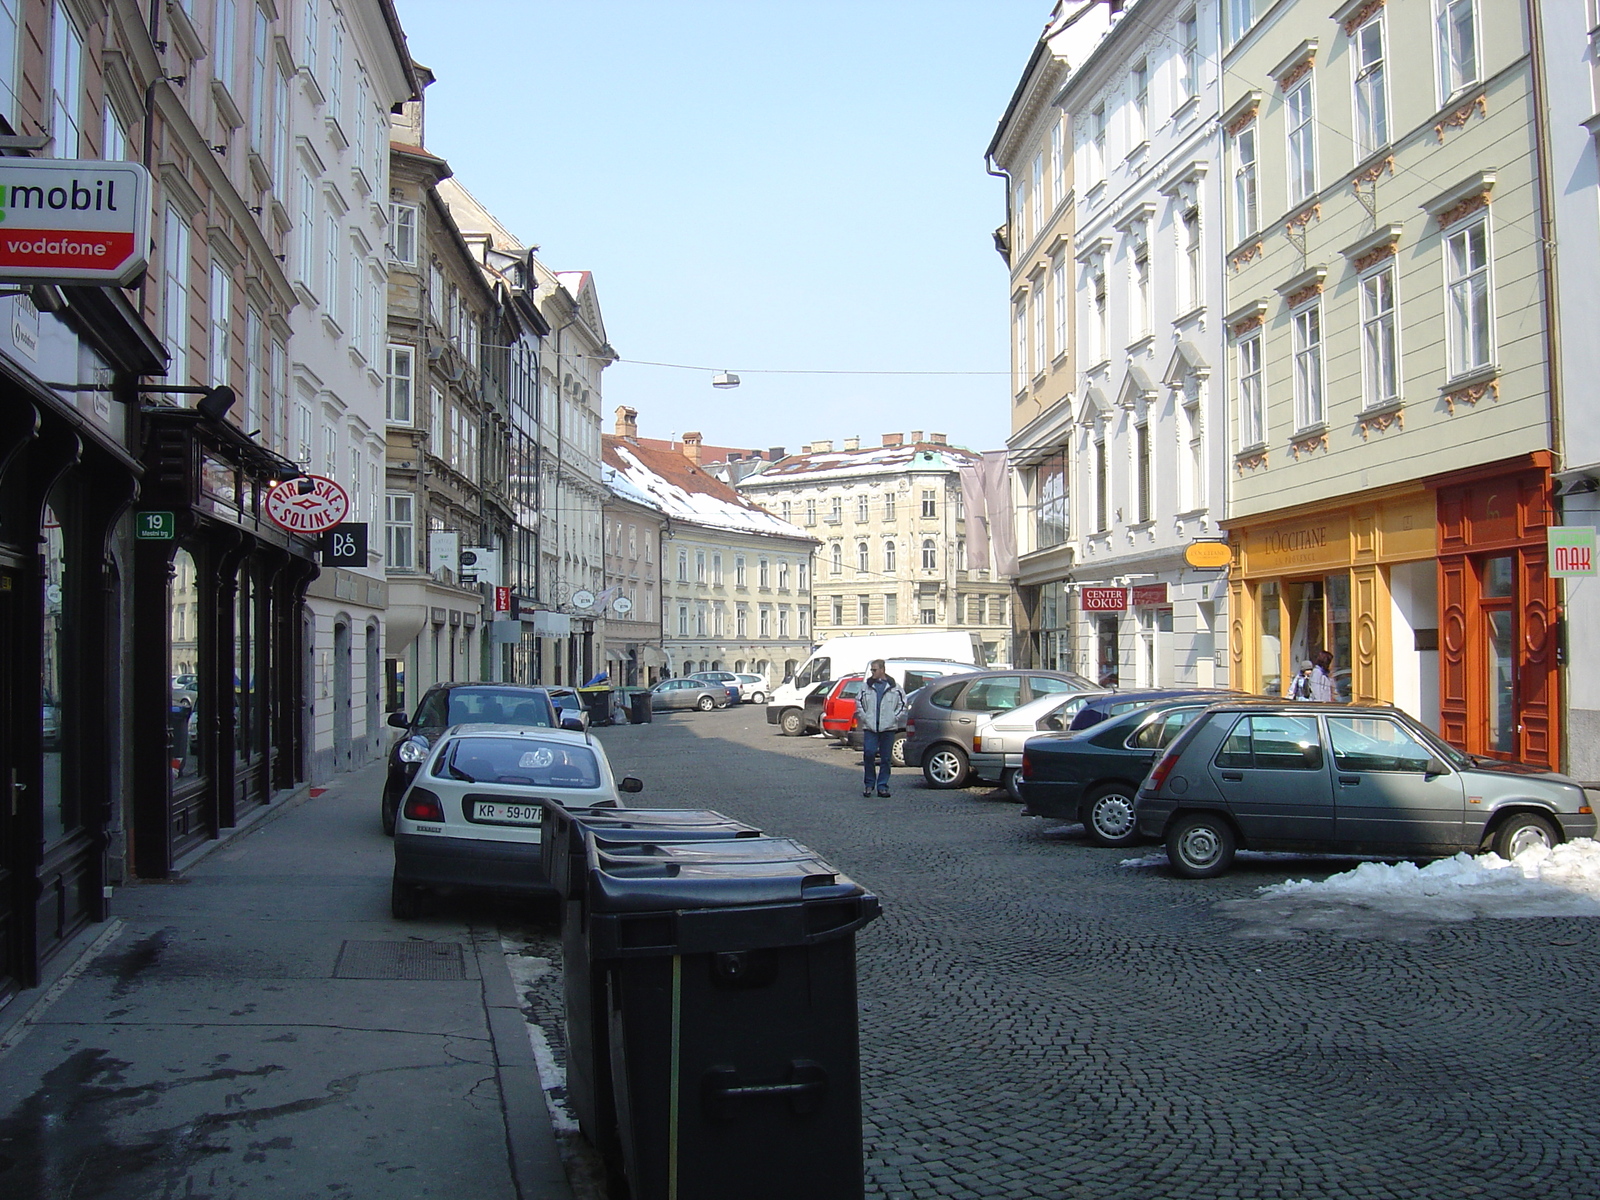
[0,760,573,1200]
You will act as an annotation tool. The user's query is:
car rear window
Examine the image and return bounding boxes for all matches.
[960,676,1023,712]
[434,736,599,788]
[841,680,864,699]
[928,679,966,709]
[1215,715,1321,770]
[1127,707,1203,750]
[416,688,554,729]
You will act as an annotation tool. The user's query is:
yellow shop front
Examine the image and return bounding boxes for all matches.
[1224,487,1438,722]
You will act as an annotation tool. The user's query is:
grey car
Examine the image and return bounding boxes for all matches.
[904,669,1098,789]
[650,677,731,712]
[1135,701,1598,878]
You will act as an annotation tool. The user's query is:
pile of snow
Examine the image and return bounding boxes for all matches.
[1256,839,1600,919]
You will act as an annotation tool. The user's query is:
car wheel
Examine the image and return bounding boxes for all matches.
[1492,811,1560,859]
[890,734,908,768]
[1165,812,1237,878]
[1082,784,1141,848]
[391,877,425,920]
[696,695,716,712]
[1002,768,1022,803]
[779,709,807,737]
[381,794,397,838]
[922,744,970,789]
[748,690,767,705]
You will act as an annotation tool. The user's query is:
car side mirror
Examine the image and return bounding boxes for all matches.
[1423,757,1448,777]
[620,776,644,794]
[561,715,586,732]
[387,712,410,729]
[1301,743,1324,769]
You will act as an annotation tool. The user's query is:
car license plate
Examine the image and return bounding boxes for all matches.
[473,801,543,825]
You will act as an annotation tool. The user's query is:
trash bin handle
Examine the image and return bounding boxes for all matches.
[800,895,882,944]
[702,1060,828,1120]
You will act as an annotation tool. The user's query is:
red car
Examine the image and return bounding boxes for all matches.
[820,674,866,736]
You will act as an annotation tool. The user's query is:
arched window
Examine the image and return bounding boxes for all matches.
[921,539,937,570]
[830,543,842,574]
[856,542,869,572]
[884,540,896,572]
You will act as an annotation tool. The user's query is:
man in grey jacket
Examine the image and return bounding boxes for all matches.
[855,659,907,797]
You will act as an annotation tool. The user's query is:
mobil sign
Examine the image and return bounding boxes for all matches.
[0,159,150,286]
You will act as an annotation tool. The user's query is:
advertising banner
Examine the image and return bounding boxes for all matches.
[0,159,151,285]
[1081,586,1128,611]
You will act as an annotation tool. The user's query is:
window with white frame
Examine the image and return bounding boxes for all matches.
[1292,301,1325,429]
[162,207,190,384]
[327,18,344,124]
[1131,60,1149,147]
[921,539,937,570]
[428,386,443,456]
[856,595,870,624]
[1052,256,1068,359]
[1238,330,1265,447]
[1094,437,1109,531]
[1135,420,1152,522]
[1013,297,1027,392]
[779,607,790,637]
[677,606,689,637]
[804,498,816,526]
[695,606,706,638]
[1051,118,1065,202]
[1360,263,1399,407]
[798,560,808,591]
[1131,237,1152,339]
[208,263,232,389]
[759,558,770,588]
[385,493,414,569]
[390,203,417,264]
[1286,78,1316,204]
[303,0,319,75]
[272,66,289,190]
[1092,263,1108,362]
[884,540,897,572]
[1032,279,1047,375]
[1178,9,1199,101]
[735,555,746,586]
[1090,104,1106,184]
[1181,388,1203,511]
[831,596,844,625]
[856,494,869,522]
[248,5,268,151]
[883,492,895,521]
[677,548,688,582]
[777,560,788,590]
[296,401,312,464]
[695,549,706,583]
[1233,123,1259,241]
[921,489,937,518]
[829,495,842,523]
[1436,0,1479,104]
[830,543,842,575]
[1445,213,1491,377]
[857,542,869,573]
[713,552,724,585]
[49,2,83,157]
[780,500,792,523]
[321,423,337,476]
[1226,0,1256,45]
[0,0,19,125]
[244,308,262,432]
[759,607,771,637]
[214,0,237,94]
[348,445,361,519]
[1181,206,1202,312]
[883,593,896,624]
[1354,15,1388,158]
[1031,151,1044,229]
[736,606,748,637]
[297,175,316,287]
[1013,179,1027,252]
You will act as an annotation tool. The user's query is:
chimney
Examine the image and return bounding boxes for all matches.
[910,430,924,444]
[929,432,947,446]
[682,432,703,465]
[768,447,785,461]
[728,452,742,462]
[614,406,638,438]
[843,436,859,451]
[813,439,833,453]
[882,433,903,448]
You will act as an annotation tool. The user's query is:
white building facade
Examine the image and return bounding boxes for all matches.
[1060,0,1229,687]
[286,0,415,777]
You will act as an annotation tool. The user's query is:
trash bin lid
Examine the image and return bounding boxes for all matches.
[590,835,815,868]
[565,807,762,834]
[584,837,857,912]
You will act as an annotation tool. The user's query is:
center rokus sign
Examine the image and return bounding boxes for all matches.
[265,475,349,535]
[0,159,151,286]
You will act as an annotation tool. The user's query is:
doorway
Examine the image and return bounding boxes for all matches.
[333,620,352,771]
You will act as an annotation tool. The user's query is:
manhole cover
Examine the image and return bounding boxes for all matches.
[333,940,466,980]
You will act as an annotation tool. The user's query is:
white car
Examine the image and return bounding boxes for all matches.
[391,724,642,918]
[972,689,1110,797]
[733,673,770,704]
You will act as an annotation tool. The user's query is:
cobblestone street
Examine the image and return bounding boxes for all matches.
[516,707,1600,1200]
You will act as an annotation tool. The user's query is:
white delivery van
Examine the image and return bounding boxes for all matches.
[765,632,984,731]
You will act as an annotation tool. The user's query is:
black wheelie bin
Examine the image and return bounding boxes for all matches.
[578,832,881,1200]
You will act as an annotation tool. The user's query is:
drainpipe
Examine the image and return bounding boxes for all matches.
[1526,0,1567,772]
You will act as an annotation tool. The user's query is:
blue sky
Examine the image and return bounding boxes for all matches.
[392,0,1052,454]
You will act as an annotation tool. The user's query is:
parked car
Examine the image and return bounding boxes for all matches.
[904,669,1097,789]
[969,689,1112,796]
[382,683,567,836]
[545,687,591,731]
[691,671,743,703]
[41,689,61,749]
[775,680,834,736]
[650,677,732,711]
[1135,701,1598,878]
[1018,699,1218,845]
[733,673,770,704]
[1067,688,1240,732]
[390,725,643,918]
[775,658,980,747]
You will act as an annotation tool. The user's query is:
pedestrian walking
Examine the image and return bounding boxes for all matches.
[855,659,907,797]
[1289,660,1315,700]
[1310,649,1336,703]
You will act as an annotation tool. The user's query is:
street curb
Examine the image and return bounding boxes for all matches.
[476,932,574,1200]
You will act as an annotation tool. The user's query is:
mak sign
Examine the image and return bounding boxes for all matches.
[1549,526,1598,578]
[0,160,151,286]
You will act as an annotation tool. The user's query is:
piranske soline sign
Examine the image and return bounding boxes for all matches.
[0,159,150,286]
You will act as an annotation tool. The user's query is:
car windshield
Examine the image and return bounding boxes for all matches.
[434,736,600,788]
[415,687,554,729]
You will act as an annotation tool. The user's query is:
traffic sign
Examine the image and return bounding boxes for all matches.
[136,511,174,540]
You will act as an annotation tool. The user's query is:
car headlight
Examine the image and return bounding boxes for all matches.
[397,736,430,764]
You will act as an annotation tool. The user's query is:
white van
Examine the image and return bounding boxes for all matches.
[765,632,984,731]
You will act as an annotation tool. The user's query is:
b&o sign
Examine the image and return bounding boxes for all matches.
[0,159,151,286]
[266,475,350,535]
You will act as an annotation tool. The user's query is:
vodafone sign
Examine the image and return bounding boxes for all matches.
[265,475,350,535]
[0,159,151,286]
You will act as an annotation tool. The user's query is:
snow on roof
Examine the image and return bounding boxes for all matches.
[1120,839,1600,924]
[602,436,814,541]
[749,441,984,486]
[556,271,589,296]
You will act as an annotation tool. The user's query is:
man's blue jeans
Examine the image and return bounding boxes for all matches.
[862,729,893,790]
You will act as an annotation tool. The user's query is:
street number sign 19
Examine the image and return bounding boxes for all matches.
[135,511,174,540]
[265,475,349,535]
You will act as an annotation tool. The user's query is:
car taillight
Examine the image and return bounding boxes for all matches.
[1146,748,1180,793]
[906,718,916,734]
[1021,751,1034,780]
[403,788,445,822]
